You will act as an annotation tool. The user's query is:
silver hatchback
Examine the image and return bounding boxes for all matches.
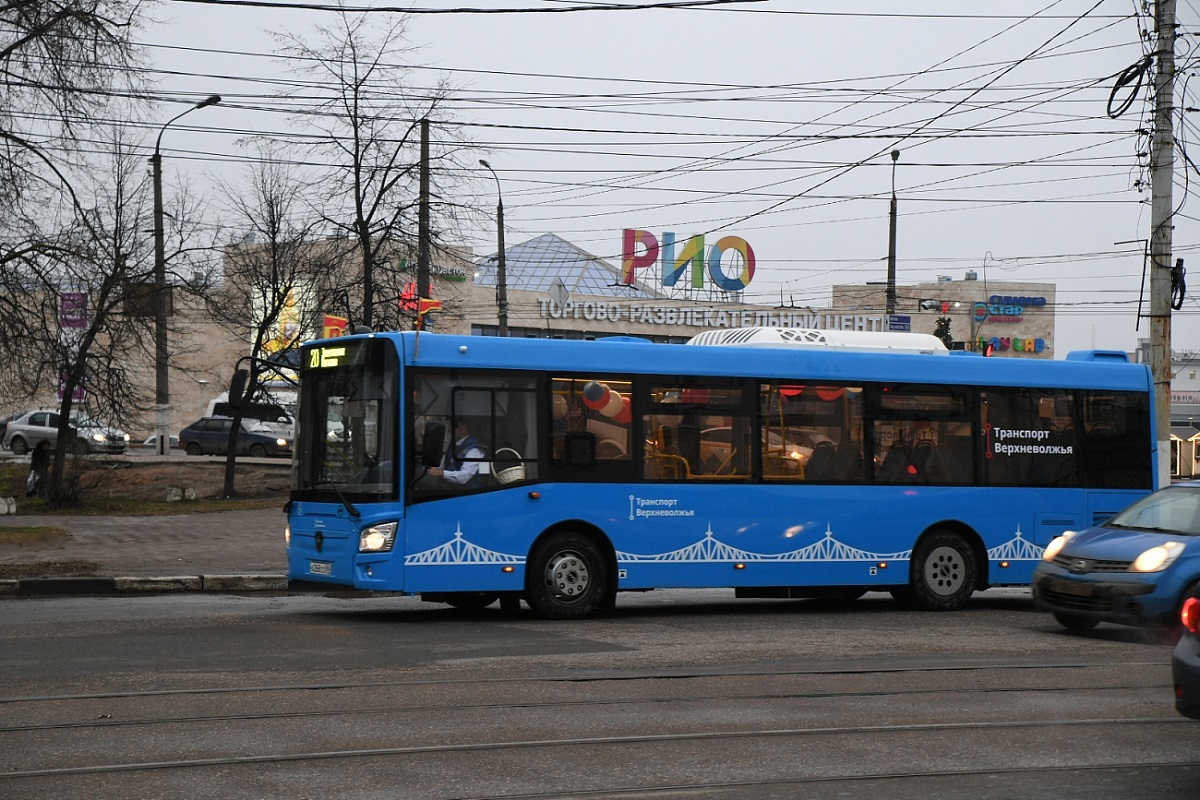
[2,409,129,455]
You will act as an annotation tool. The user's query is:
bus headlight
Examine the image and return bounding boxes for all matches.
[1131,541,1185,573]
[1042,531,1074,562]
[360,522,398,553]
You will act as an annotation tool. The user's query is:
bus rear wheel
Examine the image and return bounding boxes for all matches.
[903,530,977,611]
[525,532,608,620]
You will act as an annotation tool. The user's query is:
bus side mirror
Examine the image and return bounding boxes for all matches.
[421,421,446,468]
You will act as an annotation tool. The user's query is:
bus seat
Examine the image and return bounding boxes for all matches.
[830,446,863,481]
[806,441,836,480]
[876,443,908,482]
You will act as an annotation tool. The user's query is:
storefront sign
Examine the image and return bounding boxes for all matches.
[972,295,1047,325]
[621,229,756,291]
[538,299,885,331]
[976,335,1046,355]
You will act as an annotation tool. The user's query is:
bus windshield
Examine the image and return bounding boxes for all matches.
[291,338,399,502]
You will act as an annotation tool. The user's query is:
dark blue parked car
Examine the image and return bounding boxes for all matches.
[179,417,291,458]
[1032,482,1200,632]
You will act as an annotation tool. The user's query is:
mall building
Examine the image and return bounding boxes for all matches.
[446,232,1058,359]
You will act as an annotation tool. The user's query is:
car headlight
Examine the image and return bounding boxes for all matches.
[1042,531,1075,562]
[359,521,398,553]
[276,438,288,447]
[1131,541,1185,573]
[92,433,106,442]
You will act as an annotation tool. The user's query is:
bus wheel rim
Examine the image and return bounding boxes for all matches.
[923,545,966,596]
[545,552,589,601]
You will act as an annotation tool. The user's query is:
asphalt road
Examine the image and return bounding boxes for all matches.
[1,588,1196,799]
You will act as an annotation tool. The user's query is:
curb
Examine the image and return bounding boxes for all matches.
[0,574,288,597]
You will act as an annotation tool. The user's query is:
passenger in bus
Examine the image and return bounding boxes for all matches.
[427,419,488,489]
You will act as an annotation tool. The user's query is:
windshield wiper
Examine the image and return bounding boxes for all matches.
[311,481,360,518]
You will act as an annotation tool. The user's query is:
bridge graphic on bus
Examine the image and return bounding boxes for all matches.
[404,522,1045,567]
[404,524,524,566]
[984,526,1045,561]
[615,524,912,563]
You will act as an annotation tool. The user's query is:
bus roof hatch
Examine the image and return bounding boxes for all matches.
[686,327,949,354]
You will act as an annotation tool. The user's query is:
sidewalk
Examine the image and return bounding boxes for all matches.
[0,506,290,597]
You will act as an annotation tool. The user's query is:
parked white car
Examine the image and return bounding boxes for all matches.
[2,409,129,455]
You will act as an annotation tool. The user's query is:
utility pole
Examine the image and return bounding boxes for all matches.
[886,150,900,316]
[1150,0,1176,488]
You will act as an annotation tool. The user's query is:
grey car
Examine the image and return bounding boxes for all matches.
[179,417,292,458]
[2,409,129,455]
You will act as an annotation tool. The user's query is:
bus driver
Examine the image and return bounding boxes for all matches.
[427,419,488,489]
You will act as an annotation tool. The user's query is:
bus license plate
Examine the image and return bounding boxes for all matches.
[309,560,333,576]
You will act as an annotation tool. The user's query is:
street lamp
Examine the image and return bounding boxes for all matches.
[886,149,900,316]
[151,95,220,456]
[479,159,508,337]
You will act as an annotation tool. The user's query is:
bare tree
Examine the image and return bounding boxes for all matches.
[213,155,337,496]
[274,10,471,330]
[0,0,143,208]
[0,133,161,503]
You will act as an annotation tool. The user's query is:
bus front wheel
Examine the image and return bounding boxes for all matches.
[525,532,608,620]
[901,530,977,612]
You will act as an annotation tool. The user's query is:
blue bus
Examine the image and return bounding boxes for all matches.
[285,328,1155,619]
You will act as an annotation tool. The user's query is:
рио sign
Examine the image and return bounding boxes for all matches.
[621,229,756,291]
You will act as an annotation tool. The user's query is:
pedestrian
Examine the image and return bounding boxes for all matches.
[27,439,50,498]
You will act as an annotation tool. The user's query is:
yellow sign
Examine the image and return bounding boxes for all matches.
[308,346,346,369]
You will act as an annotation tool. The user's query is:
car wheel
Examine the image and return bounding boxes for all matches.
[73,437,89,454]
[525,532,609,620]
[8,436,27,455]
[1053,611,1100,632]
[905,530,977,611]
[249,443,267,458]
[185,442,202,456]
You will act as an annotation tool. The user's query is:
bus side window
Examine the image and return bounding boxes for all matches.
[981,388,1075,488]
[547,376,633,483]
[760,382,864,483]
[645,380,752,481]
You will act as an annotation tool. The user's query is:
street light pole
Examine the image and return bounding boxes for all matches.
[479,159,508,337]
[886,149,900,317]
[151,95,220,456]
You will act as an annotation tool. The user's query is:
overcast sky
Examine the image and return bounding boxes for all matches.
[139,0,1199,355]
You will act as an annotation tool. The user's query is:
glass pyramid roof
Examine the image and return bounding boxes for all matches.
[475,233,662,300]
